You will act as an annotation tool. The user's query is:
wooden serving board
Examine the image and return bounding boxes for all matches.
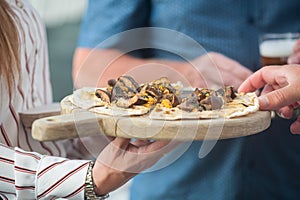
[20,103,61,129]
[31,96,271,141]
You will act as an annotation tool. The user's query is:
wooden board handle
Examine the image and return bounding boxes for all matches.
[32,111,117,141]
[19,103,61,129]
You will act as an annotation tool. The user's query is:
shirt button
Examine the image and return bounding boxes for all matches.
[16,0,24,8]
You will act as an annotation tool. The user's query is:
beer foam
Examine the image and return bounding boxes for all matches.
[259,39,296,57]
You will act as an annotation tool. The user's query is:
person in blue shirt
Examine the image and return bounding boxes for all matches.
[73,1,300,199]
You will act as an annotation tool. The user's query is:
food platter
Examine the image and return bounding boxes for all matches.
[31,76,272,142]
[31,96,271,141]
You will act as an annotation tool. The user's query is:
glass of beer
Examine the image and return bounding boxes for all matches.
[259,32,300,66]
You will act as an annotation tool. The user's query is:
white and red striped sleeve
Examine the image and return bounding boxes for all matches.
[0,144,90,199]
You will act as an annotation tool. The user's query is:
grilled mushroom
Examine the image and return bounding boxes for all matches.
[179,87,225,111]
[110,76,141,108]
[215,86,236,103]
[178,93,202,112]
[153,77,177,94]
[200,95,224,110]
[108,79,117,87]
[115,95,139,108]
[146,86,162,98]
[118,76,140,91]
[95,89,111,103]
[162,93,181,107]
[111,75,140,102]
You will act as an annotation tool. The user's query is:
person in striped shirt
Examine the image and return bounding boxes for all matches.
[0,0,175,199]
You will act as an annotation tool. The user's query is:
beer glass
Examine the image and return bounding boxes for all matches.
[259,33,300,66]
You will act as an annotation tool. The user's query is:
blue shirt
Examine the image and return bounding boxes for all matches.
[78,0,300,199]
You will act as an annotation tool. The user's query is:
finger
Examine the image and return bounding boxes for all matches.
[260,84,274,96]
[290,116,300,134]
[238,66,285,93]
[139,140,170,153]
[112,137,131,150]
[276,106,294,119]
[258,86,297,110]
[138,140,180,154]
[131,139,152,147]
[292,101,300,108]
[106,136,115,142]
[238,69,267,93]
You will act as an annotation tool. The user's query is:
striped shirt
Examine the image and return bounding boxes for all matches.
[0,0,90,199]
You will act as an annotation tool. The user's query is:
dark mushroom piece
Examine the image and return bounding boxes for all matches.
[95,89,111,103]
[193,88,214,102]
[110,76,143,108]
[146,86,162,98]
[115,95,139,108]
[225,86,236,100]
[200,95,224,110]
[162,93,181,107]
[111,76,140,101]
[178,93,202,112]
[215,86,236,103]
[134,94,149,105]
[107,79,117,87]
[118,76,140,91]
[153,77,177,94]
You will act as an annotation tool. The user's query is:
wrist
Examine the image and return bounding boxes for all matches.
[92,160,133,195]
[85,161,109,200]
[92,161,112,196]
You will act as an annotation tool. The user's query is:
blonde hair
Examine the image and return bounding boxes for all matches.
[0,0,21,99]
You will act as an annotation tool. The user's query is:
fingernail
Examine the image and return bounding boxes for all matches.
[287,56,299,64]
[276,111,288,119]
[258,96,270,109]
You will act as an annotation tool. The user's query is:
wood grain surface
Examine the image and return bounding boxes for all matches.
[20,103,61,129]
[31,98,271,141]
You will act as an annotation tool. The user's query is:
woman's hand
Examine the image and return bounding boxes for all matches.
[92,137,178,195]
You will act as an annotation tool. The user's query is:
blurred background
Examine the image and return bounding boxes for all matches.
[30,0,86,102]
[29,1,130,199]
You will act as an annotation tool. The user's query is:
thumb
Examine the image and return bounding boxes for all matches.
[258,87,294,110]
[291,116,300,134]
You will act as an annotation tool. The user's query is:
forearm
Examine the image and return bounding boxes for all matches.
[0,144,90,199]
[73,48,199,88]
